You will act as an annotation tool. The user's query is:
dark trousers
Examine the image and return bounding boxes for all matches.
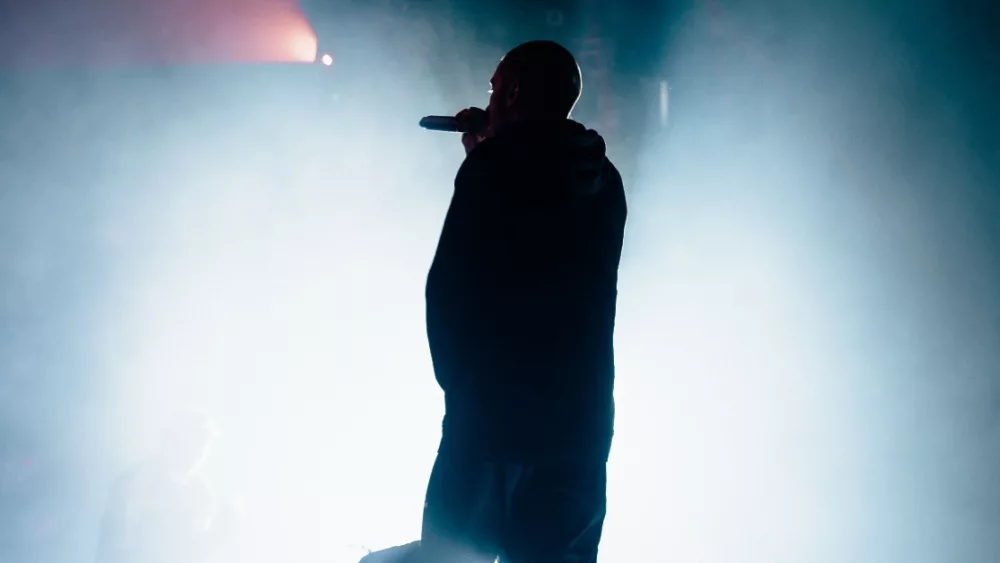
[416,445,607,563]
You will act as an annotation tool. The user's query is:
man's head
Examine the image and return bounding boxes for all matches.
[487,40,583,134]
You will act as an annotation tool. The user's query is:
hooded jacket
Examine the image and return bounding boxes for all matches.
[425,119,626,461]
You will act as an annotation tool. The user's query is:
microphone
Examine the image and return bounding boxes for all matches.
[419,116,461,132]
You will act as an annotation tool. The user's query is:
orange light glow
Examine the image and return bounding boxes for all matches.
[0,0,322,67]
[288,28,318,63]
[252,9,319,63]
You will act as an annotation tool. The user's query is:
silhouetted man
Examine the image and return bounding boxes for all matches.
[96,412,237,563]
[420,40,627,563]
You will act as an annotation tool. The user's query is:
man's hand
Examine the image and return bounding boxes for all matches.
[456,107,488,155]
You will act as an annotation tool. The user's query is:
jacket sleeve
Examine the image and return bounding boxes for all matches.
[435,148,508,289]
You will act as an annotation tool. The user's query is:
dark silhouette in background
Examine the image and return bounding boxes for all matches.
[95,412,238,563]
[418,40,627,563]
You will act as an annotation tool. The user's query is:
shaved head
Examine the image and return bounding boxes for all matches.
[487,40,583,132]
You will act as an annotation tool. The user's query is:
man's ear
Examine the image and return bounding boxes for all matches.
[505,79,519,108]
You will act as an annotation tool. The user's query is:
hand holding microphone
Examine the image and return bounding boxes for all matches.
[420,107,489,155]
[457,107,489,155]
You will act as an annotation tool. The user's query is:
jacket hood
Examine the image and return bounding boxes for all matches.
[482,119,610,197]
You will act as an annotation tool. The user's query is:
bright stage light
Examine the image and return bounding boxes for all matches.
[321,53,334,66]
[288,30,318,63]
